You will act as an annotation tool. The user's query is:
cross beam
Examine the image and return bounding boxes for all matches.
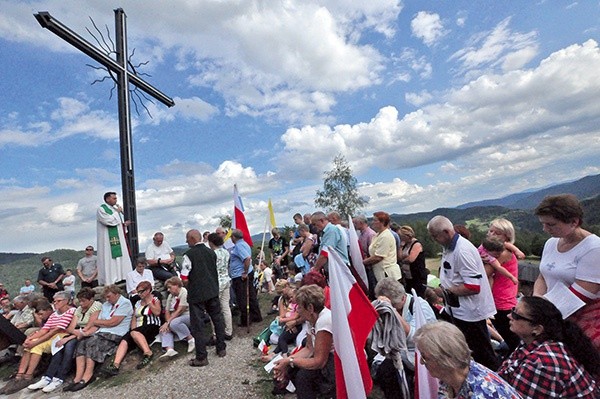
[35,9,174,258]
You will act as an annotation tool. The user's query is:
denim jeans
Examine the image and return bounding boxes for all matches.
[45,338,77,380]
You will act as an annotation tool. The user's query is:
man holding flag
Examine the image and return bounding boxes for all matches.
[230,229,262,327]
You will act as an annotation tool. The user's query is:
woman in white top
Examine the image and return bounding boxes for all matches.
[158,276,195,360]
[273,284,334,398]
[533,194,600,352]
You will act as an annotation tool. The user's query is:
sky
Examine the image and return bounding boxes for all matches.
[1,1,599,253]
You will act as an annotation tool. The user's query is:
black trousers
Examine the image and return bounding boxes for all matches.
[231,272,262,326]
[441,311,500,371]
[189,297,226,360]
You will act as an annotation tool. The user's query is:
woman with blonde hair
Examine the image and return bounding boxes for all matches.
[415,321,521,399]
[158,276,195,361]
[397,225,428,297]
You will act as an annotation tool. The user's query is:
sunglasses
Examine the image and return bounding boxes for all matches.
[511,308,535,323]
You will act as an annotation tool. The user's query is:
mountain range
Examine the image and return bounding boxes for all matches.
[456,174,600,210]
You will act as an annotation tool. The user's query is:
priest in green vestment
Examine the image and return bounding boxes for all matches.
[97,192,132,284]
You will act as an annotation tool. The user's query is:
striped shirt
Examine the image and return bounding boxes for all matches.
[133,296,162,328]
[42,307,75,331]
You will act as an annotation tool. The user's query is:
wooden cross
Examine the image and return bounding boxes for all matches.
[35,9,175,258]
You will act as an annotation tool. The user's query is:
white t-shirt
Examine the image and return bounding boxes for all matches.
[439,235,496,322]
[539,234,600,297]
[311,308,333,353]
[62,275,76,292]
[145,242,174,262]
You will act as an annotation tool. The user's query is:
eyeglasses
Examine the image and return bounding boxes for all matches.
[511,308,535,323]
[137,289,147,294]
[85,248,93,251]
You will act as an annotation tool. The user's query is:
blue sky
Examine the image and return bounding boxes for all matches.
[1,1,599,253]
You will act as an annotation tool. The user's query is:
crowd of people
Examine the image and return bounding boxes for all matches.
[1,193,599,398]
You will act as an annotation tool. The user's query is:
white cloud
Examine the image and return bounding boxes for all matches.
[0,1,399,125]
[277,40,600,196]
[450,17,539,74]
[47,202,80,224]
[411,11,446,47]
[405,90,433,106]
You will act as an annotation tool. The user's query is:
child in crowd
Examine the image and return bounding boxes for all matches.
[423,287,443,317]
[259,260,275,293]
[478,218,524,288]
[62,270,76,300]
[263,282,299,361]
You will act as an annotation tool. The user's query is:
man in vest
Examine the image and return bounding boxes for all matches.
[181,229,226,367]
[97,192,132,285]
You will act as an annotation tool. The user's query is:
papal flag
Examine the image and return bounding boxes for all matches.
[268,198,276,229]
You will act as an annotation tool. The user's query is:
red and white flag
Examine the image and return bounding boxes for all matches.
[412,288,439,398]
[328,246,378,399]
[347,215,368,290]
[233,184,253,246]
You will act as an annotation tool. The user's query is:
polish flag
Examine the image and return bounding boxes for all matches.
[347,215,368,290]
[412,288,439,398]
[328,246,378,399]
[233,184,253,246]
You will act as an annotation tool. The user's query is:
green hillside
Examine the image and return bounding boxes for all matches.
[0,249,83,298]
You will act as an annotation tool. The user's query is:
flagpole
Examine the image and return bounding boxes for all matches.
[258,212,268,267]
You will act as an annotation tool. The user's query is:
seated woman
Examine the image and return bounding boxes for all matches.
[415,321,521,399]
[264,283,299,361]
[27,287,102,393]
[0,291,75,395]
[105,280,162,374]
[273,284,335,399]
[158,276,195,360]
[64,285,133,392]
[497,296,599,398]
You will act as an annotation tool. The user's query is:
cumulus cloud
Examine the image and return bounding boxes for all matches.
[47,202,80,224]
[6,1,400,125]
[278,40,600,198]
[405,90,433,106]
[411,11,446,47]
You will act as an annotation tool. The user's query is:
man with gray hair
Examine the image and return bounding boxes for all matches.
[372,277,437,397]
[427,215,498,370]
[10,296,34,331]
[312,211,349,273]
[230,229,262,327]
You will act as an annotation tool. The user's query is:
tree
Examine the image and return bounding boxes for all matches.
[218,214,232,229]
[315,154,367,219]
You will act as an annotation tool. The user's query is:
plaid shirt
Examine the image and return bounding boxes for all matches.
[498,340,597,398]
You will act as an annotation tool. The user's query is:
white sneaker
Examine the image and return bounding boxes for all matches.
[159,348,178,361]
[28,376,51,390]
[187,338,196,353]
[42,378,63,393]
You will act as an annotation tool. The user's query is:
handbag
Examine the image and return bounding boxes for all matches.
[253,326,271,348]
[269,318,284,336]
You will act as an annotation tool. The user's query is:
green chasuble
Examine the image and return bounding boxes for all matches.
[101,204,123,258]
